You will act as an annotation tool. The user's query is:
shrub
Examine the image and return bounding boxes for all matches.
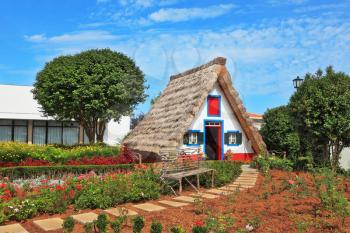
[0,142,120,164]
[96,213,108,233]
[132,216,145,233]
[84,222,93,233]
[0,164,134,180]
[251,155,293,172]
[3,199,37,221]
[128,169,161,201]
[110,219,122,233]
[170,226,187,233]
[150,220,163,233]
[201,161,242,187]
[62,217,75,233]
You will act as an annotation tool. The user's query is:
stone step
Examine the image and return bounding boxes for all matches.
[158,200,189,207]
[0,223,28,233]
[205,188,230,195]
[190,192,219,199]
[33,218,63,231]
[173,196,197,203]
[133,203,166,212]
[72,212,98,224]
[104,207,138,217]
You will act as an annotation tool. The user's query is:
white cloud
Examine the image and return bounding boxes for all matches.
[24,17,350,112]
[96,0,110,4]
[268,0,308,5]
[149,4,235,22]
[294,3,348,13]
[25,31,118,44]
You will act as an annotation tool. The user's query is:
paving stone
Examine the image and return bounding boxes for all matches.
[104,207,138,217]
[0,223,28,233]
[133,203,166,212]
[33,218,64,231]
[173,196,197,203]
[158,200,189,207]
[72,212,98,224]
[205,189,229,195]
[190,193,219,199]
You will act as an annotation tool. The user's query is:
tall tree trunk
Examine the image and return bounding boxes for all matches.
[81,120,96,144]
[96,120,107,143]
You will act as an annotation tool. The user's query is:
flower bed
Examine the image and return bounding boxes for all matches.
[0,142,120,165]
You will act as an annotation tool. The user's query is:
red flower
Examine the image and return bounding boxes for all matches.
[69,190,76,199]
[288,180,294,185]
[55,185,65,191]
[75,184,82,191]
[194,219,204,227]
[0,183,7,188]
[3,190,11,195]
[40,179,48,184]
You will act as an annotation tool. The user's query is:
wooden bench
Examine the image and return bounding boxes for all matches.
[160,155,214,195]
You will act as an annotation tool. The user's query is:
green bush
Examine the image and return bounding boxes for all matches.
[0,142,119,163]
[132,216,145,233]
[110,220,122,233]
[201,161,242,187]
[3,199,37,221]
[0,164,134,180]
[63,216,75,233]
[251,155,293,172]
[150,220,163,233]
[96,213,108,233]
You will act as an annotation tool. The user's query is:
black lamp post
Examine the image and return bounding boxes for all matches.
[293,76,303,89]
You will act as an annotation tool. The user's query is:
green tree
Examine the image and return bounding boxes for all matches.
[289,66,350,171]
[260,106,300,160]
[33,49,147,143]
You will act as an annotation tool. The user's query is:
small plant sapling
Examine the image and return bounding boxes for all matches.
[150,220,163,233]
[132,215,145,233]
[62,217,75,233]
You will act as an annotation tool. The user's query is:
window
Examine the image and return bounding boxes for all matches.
[207,96,220,116]
[33,120,79,145]
[183,131,203,146]
[0,120,28,142]
[224,131,242,146]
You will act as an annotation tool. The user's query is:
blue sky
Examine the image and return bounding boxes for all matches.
[0,0,349,115]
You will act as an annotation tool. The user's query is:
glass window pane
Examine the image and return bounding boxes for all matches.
[63,127,79,145]
[0,126,12,141]
[48,127,62,144]
[14,120,27,126]
[63,121,79,127]
[0,120,12,125]
[33,127,46,145]
[48,121,62,127]
[14,126,27,142]
[83,130,90,144]
[34,121,46,126]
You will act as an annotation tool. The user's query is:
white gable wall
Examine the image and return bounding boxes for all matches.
[180,83,254,155]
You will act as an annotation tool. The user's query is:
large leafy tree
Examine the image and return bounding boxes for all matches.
[289,66,350,171]
[33,49,147,144]
[260,106,300,160]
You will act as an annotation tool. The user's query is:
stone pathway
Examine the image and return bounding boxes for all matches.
[1,165,258,232]
[33,218,63,231]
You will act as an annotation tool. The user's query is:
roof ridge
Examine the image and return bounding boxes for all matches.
[170,57,226,81]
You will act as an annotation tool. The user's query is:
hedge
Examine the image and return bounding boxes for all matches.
[0,164,134,180]
[0,142,120,164]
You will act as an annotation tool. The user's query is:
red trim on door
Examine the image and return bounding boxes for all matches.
[217,125,222,160]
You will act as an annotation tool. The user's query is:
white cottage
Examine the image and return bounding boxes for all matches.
[124,57,266,161]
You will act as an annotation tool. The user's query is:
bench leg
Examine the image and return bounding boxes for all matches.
[197,174,200,190]
[211,170,214,188]
[179,178,182,193]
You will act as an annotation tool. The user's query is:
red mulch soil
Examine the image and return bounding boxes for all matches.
[6,170,350,233]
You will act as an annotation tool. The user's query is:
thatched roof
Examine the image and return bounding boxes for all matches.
[124,57,267,155]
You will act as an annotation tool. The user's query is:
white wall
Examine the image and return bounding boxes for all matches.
[104,116,131,145]
[180,83,254,154]
[340,147,350,170]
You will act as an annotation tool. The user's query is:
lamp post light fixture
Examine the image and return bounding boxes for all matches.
[293,76,304,89]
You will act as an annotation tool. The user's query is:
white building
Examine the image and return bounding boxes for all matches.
[0,84,130,145]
